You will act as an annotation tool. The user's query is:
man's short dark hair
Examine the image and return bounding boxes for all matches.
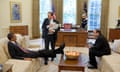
[7,32,14,40]
[48,12,53,16]
[95,29,101,35]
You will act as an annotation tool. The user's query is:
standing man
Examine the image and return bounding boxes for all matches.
[42,12,60,61]
[81,13,87,30]
[88,29,111,69]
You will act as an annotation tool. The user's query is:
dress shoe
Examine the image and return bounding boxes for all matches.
[87,63,97,69]
[44,57,48,65]
[51,58,54,61]
[59,42,65,50]
[44,61,48,65]
[55,43,65,54]
[60,50,64,54]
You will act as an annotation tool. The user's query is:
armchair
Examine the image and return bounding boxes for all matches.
[0,34,41,72]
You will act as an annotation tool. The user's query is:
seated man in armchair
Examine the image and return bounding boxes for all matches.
[7,32,65,65]
[88,29,111,69]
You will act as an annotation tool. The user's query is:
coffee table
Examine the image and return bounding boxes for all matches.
[58,53,88,72]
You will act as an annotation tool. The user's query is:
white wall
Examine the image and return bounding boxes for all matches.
[0,0,32,38]
[108,0,120,28]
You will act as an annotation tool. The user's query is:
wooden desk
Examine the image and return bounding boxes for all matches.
[109,28,120,41]
[56,29,88,47]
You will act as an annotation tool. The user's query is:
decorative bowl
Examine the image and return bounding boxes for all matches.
[65,51,80,60]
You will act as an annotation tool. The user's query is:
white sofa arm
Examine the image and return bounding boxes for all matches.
[5,59,41,72]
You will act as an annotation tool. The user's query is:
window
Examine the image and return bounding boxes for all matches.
[39,0,101,31]
[39,0,52,33]
[63,0,76,25]
[88,0,102,30]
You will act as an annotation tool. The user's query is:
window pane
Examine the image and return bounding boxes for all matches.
[63,0,76,25]
[88,0,101,30]
[40,0,52,32]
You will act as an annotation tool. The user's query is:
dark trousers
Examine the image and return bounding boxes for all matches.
[89,47,103,67]
[44,35,56,62]
[22,49,55,58]
[45,35,56,50]
[89,47,111,66]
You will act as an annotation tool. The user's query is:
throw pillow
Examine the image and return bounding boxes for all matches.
[15,34,24,46]
[110,39,120,53]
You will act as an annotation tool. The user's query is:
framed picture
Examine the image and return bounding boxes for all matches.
[10,2,22,23]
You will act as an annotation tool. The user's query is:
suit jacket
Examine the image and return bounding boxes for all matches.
[81,18,87,28]
[93,34,111,55]
[8,41,27,59]
[42,18,60,40]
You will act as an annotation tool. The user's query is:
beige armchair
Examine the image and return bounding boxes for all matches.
[0,34,41,72]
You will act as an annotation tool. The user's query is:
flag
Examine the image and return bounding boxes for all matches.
[51,0,56,19]
[81,1,87,19]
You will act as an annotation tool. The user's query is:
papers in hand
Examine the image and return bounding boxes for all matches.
[49,22,59,30]
[48,22,59,34]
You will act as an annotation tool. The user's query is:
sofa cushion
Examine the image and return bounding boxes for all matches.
[29,39,41,48]
[4,39,11,59]
[110,39,120,53]
[15,34,30,48]
[21,35,30,48]
[0,38,9,64]
[15,34,24,46]
[101,53,120,72]
[6,59,32,72]
[6,59,41,72]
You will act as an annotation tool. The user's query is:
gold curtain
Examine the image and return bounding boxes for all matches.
[53,0,63,24]
[100,0,109,38]
[32,0,40,38]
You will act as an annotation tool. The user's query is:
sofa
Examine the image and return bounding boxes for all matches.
[0,34,41,72]
[99,39,120,72]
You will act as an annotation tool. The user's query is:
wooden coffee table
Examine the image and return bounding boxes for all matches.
[58,53,88,72]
